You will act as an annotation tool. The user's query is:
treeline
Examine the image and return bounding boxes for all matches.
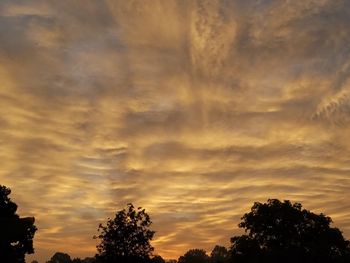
[1,185,350,263]
[43,246,230,263]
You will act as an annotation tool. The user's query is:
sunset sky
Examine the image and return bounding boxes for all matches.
[1,0,350,262]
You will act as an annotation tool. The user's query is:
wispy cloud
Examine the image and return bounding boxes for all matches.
[1,0,350,261]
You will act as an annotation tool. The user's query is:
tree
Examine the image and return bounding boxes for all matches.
[151,255,166,263]
[178,249,209,263]
[95,203,155,263]
[46,252,72,263]
[0,185,37,263]
[230,199,350,263]
[210,245,229,263]
[72,257,96,263]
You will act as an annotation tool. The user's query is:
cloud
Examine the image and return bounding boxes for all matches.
[0,0,350,261]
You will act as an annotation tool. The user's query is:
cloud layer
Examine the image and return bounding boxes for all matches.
[1,0,350,261]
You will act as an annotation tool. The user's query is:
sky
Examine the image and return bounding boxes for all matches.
[1,0,350,262]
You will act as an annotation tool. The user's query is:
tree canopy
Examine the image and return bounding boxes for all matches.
[210,245,229,263]
[230,199,350,263]
[46,252,72,263]
[0,185,37,263]
[95,203,155,263]
[150,255,166,263]
[178,249,209,263]
[72,257,97,263]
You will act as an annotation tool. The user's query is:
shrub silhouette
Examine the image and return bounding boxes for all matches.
[0,185,37,263]
[230,199,350,263]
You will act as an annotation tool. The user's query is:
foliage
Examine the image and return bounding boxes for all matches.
[46,252,72,263]
[230,199,350,263]
[95,203,155,263]
[0,185,37,263]
[210,245,230,263]
[72,257,97,263]
[178,249,209,263]
[151,255,166,263]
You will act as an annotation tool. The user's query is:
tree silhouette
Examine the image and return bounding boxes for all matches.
[0,185,37,263]
[46,252,72,263]
[210,245,230,263]
[151,255,166,263]
[178,249,209,263]
[72,257,97,263]
[230,199,350,263]
[95,203,155,263]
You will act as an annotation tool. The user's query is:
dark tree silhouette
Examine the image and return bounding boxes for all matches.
[72,257,97,263]
[178,249,209,263]
[46,252,72,263]
[0,185,37,263]
[95,203,155,263]
[151,255,166,263]
[210,245,229,263]
[230,199,350,263]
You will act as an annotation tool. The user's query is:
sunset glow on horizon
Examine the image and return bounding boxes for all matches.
[1,1,350,262]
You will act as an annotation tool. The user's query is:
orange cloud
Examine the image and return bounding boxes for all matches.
[0,0,349,262]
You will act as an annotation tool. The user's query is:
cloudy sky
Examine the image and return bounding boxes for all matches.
[1,0,350,261]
